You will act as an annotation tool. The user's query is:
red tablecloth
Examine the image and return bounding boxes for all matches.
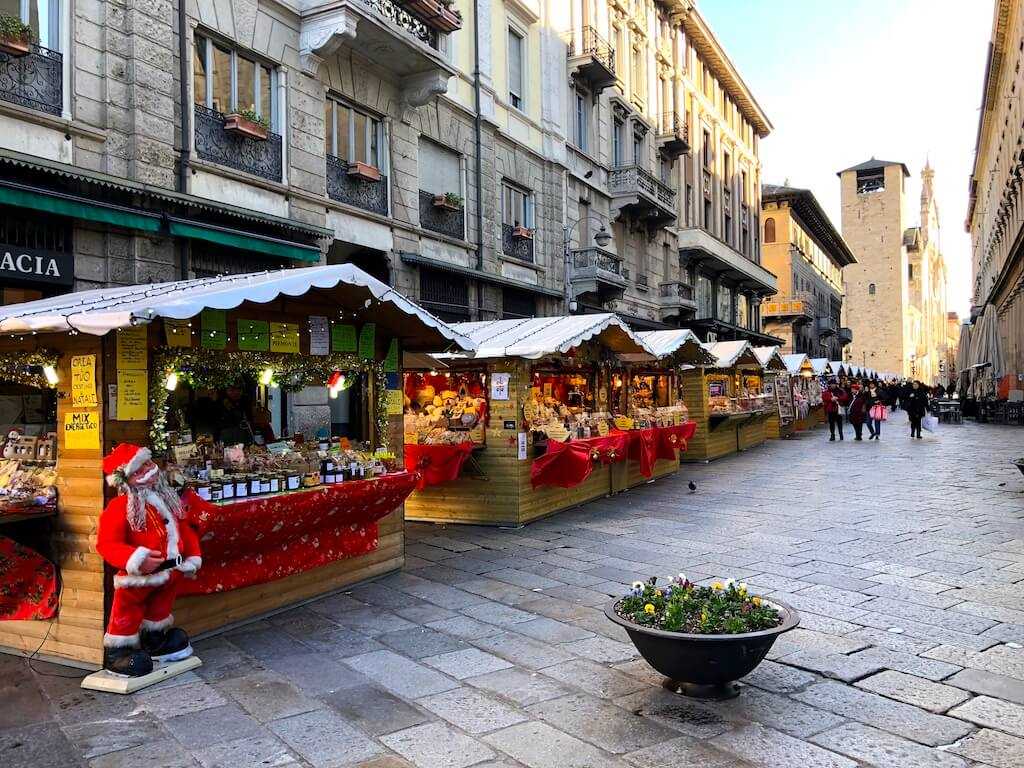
[404,442,476,489]
[654,421,698,463]
[180,472,417,595]
[0,536,58,621]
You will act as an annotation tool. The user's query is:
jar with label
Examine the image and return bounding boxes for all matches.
[349,461,359,480]
[222,480,235,500]
[249,474,262,496]
[234,476,248,498]
[269,475,280,494]
[195,482,211,501]
[302,472,319,488]
[210,482,223,502]
[286,471,301,491]
[259,474,271,494]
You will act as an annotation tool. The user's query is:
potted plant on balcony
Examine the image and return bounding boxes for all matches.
[432,192,463,211]
[511,224,533,240]
[348,161,382,182]
[223,108,269,141]
[403,0,463,33]
[606,575,799,699]
[0,14,33,57]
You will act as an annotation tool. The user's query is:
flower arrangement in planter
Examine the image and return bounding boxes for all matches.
[511,225,533,240]
[348,161,382,182]
[432,192,463,210]
[0,14,33,57]
[404,0,463,33]
[606,575,798,699]
[224,108,269,141]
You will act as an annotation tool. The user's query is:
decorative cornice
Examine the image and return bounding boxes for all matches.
[299,6,358,77]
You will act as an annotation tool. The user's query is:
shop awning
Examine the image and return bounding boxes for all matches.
[702,340,760,369]
[0,265,476,353]
[435,314,654,360]
[167,218,320,263]
[809,358,831,375]
[782,353,810,376]
[632,329,717,365]
[751,346,787,372]
[829,360,846,376]
[0,180,162,233]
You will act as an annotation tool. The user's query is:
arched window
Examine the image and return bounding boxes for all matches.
[868,283,876,295]
[764,217,776,243]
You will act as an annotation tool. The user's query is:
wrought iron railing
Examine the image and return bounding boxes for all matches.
[327,155,389,215]
[365,0,439,49]
[571,247,621,274]
[568,25,615,75]
[659,281,694,302]
[658,111,687,141]
[0,44,62,116]
[637,273,648,288]
[419,190,464,239]
[609,164,676,209]
[817,315,839,335]
[501,223,534,263]
[194,105,282,182]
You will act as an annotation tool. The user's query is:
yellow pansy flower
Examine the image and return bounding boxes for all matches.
[752,596,762,606]
[644,603,656,614]
[711,582,723,590]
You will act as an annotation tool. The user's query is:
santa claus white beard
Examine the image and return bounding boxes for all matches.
[125,473,183,532]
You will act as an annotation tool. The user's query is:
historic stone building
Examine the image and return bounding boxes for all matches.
[966,0,1024,385]
[838,159,949,382]
[760,185,855,360]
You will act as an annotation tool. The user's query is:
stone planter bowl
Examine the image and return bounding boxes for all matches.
[606,597,800,699]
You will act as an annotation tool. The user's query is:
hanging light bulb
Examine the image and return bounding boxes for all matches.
[42,365,59,385]
[260,368,275,387]
[165,371,179,391]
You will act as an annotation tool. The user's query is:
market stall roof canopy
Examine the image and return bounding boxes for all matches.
[751,346,787,372]
[435,314,653,360]
[631,329,717,365]
[702,340,760,369]
[0,265,475,353]
[809,358,831,375]
[782,353,810,376]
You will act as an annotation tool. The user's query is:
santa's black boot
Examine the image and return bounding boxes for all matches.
[103,647,153,677]
[141,627,193,663]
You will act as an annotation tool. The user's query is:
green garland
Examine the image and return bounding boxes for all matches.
[149,347,391,451]
[0,349,60,389]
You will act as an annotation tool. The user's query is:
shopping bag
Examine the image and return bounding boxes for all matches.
[922,414,938,433]
[869,404,887,421]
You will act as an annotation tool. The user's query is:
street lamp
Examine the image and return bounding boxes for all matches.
[563,217,613,313]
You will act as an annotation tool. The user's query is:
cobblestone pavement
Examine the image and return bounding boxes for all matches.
[4,413,1024,767]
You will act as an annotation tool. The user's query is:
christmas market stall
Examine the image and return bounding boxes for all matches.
[403,314,685,527]
[784,354,818,431]
[752,347,793,439]
[0,265,474,668]
[678,340,771,461]
[806,357,832,426]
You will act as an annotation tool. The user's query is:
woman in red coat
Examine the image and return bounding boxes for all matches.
[822,382,851,441]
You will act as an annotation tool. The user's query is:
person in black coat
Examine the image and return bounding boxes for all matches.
[904,380,929,439]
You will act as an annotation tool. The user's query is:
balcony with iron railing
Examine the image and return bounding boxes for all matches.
[418,190,465,240]
[762,292,815,323]
[327,155,389,215]
[502,223,534,263]
[567,25,616,93]
[194,105,283,183]
[658,280,697,318]
[0,44,62,116]
[609,164,677,229]
[817,315,839,336]
[570,247,626,303]
[838,326,854,345]
[657,112,689,159]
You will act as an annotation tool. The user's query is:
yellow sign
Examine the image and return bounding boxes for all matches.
[270,322,300,354]
[165,319,192,348]
[63,411,100,450]
[70,355,97,408]
[597,419,610,436]
[116,325,148,370]
[116,370,148,421]
[404,432,419,445]
[386,389,403,416]
[544,423,569,441]
[614,416,635,431]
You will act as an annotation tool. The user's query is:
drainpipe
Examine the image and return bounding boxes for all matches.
[177,0,191,278]
[472,0,484,274]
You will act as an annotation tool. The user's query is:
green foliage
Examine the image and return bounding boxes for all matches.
[0,14,32,43]
[443,192,464,208]
[237,108,269,130]
[616,576,782,635]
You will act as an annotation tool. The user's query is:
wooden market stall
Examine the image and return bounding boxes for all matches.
[0,265,474,667]
[753,346,793,439]
[804,357,832,427]
[402,315,694,526]
[677,340,771,461]
[784,354,818,431]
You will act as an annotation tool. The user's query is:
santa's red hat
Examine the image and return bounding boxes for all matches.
[103,443,152,487]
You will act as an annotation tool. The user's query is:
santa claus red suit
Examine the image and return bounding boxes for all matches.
[96,443,201,675]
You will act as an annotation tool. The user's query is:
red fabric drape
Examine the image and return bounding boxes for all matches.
[404,442,475,489]
[180,472,417,595]
[653,421,698,463]
[0,536,58,620]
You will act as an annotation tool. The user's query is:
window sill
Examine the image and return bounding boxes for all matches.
[499,254,544,273]
[0,100,106,142]
[190,157,289,195]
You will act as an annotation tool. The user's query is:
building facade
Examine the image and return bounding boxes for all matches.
[966,0,1024,384]
[838,159,949,383]
[0,0,770,334]
[760,185,855,360]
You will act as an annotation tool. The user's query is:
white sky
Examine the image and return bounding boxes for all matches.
[700,0,994,319]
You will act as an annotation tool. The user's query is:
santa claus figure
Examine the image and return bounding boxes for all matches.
[96,443,201,676]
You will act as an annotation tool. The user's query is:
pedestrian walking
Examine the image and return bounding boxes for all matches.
[904,380,929,439]
[848,387,871,440]
[822,381,851,441]
[867,382,886,439]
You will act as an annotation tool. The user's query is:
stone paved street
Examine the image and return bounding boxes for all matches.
[4,413,1024,767]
